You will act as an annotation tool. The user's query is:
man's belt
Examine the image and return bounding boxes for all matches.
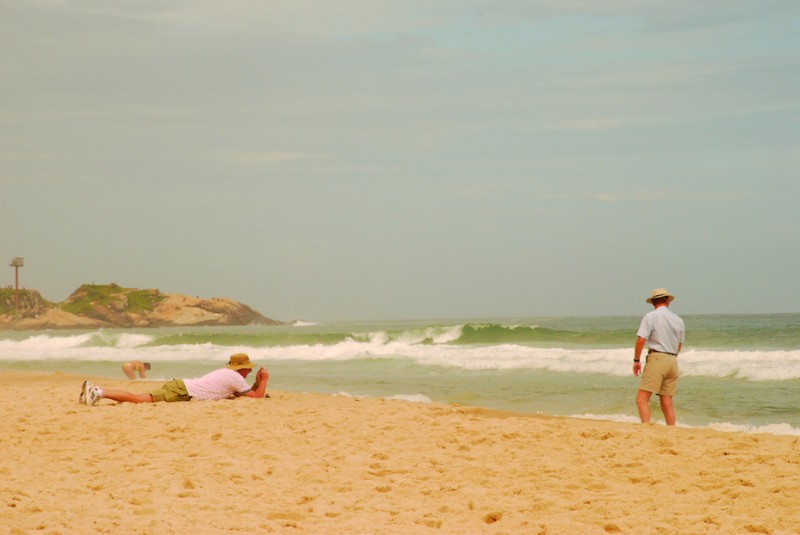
[648,349,678,356]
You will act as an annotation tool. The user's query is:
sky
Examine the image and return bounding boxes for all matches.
[2,1,798,321]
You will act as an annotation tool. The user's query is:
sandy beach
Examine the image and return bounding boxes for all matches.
[1,371,798,534]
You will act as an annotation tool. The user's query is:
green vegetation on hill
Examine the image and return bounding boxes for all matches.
[0,289,18,315]
[0,288,52,315]
[61,283,165,316]
[2,283,278,328]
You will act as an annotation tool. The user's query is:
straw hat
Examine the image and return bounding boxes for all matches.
[226,353,255,370]
[646,288,675,304]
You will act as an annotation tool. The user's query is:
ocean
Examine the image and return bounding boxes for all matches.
[1,313,798,435]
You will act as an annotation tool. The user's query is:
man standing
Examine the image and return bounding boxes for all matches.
[633,288,684,425]
[80,353,268,405]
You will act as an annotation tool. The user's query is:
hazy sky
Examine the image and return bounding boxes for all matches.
[2,1,798,321]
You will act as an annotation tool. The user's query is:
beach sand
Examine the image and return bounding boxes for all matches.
[2,371,798,534]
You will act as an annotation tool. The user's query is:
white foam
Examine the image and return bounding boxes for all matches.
[0,333,93,351]
[705,421,800,436]
[252,343,800,382]
[354,325,465,346]
[680,349,800,381]
[332,391,432,404]
[572,413,643,425]
[570,413,800,436]
[114,333,155,348]
[386,394,433,403]
[292,320,319,327]
[2,334,798,381]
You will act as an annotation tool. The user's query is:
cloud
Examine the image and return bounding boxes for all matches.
[528,193,620,202]
[527,189,760,203]
[230,151,316,166]
[112,1,438,37]
[549,116,663,131]
[0,151,50,162]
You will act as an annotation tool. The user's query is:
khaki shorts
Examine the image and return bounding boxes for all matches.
[639,353,679,397]
[149,379,191,403]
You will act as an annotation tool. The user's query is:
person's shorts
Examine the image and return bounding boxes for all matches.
[639,352,679,397]
[149,379,192,403]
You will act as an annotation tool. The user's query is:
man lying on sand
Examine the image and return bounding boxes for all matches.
[80,353,269,405]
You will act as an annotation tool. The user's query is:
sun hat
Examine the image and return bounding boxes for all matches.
[646,288,675,304]
[226,353,255,370]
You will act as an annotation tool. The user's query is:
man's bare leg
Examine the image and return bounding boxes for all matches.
[122,363,135,380]
[659,395,676,426]
[636,389,653,423]
[100,388,154,403]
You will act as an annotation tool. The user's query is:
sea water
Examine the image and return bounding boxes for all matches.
[1,314,797,435]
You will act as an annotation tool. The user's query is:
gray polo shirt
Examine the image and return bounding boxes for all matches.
[637,306,685,354]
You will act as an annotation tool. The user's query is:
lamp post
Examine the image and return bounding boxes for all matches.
[9,257,23,316]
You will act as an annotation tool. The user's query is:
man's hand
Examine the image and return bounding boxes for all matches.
[633,337,646,377]
[244,367,270,398]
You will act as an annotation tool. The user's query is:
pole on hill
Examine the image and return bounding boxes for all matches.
[9,257,24,317]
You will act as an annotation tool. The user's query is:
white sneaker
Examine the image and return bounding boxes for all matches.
[87,385,102,406]
[79,380,92,404]
[80,381,101,405]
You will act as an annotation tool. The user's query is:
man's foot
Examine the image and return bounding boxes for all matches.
[87,385,102,406]
[80,381,101,405]
[79,380,91,404]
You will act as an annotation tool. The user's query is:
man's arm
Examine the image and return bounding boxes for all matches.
[633,336,646,376]
[243,367,269,398]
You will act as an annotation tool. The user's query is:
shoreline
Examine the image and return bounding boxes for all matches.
[4,365,800,436]
[3,370,799,533]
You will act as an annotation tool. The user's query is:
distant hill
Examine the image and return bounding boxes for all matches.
[0,283,283,329]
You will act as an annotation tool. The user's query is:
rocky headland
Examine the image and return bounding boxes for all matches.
[0,283,283,329]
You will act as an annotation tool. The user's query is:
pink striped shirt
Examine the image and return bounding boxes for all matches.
[183,368,251,400]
